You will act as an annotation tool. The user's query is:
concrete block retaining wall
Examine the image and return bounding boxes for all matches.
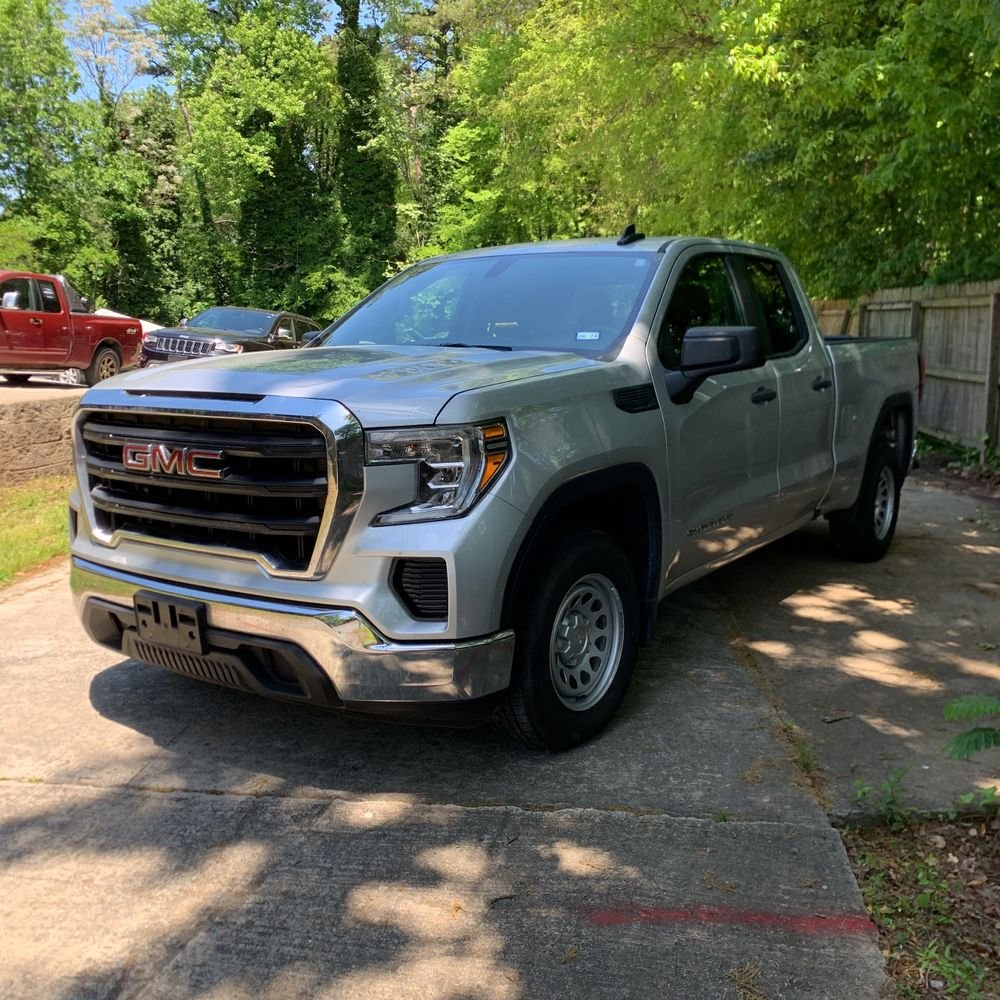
[0,395,80,485]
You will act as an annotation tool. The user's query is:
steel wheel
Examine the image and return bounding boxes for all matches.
[829,441,902,562]
[872,465,896,541]
[492,530,640,750]
[548,573,625,712]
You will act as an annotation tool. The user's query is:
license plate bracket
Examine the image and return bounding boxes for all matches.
[134,591,208,654]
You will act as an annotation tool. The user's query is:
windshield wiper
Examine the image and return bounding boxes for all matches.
[435,342,513,352]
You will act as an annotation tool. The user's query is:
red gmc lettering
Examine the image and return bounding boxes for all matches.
[122,443,223,479]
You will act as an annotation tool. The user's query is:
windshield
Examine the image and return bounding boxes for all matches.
[189,307,277,335]
[317,251,658,358]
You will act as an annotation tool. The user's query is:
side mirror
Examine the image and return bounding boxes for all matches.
[665,326,765,405]
[178,317,188,327]
[301,329,322,346]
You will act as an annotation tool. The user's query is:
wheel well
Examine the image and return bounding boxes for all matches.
[94,340,122,360]
[873,394,914,477]
[501,465,661,643]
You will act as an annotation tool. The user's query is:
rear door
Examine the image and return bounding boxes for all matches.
[34,278,74,363]
[734,254,836,524]
[648,249,782,581]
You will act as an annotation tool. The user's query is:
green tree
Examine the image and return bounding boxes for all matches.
[336,0,399,286]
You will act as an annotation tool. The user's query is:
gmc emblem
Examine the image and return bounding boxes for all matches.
[122,442,224,480]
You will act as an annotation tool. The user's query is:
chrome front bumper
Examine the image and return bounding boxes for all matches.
[71,558,514,706]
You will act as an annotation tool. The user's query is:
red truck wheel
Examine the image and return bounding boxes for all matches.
[84,347,121,386]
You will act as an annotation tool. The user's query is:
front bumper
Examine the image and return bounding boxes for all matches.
[71,558,514,712]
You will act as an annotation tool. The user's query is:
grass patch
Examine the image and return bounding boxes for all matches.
[0,475,75,586]
[843,817,999,998]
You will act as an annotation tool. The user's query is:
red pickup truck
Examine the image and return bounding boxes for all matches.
[0,271,142,385]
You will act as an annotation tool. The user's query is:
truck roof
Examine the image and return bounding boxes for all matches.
[432,235,784,261]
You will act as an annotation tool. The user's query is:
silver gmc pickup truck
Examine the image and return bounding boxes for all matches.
[69,236,921,749]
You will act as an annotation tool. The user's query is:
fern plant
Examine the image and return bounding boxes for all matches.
[942,695,1000,759]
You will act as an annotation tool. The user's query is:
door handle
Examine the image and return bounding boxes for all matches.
[812,375,833,391]
[29,317,43,326]
[751,386,777,405]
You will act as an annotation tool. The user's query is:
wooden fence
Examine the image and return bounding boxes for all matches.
[813,281,1000,455]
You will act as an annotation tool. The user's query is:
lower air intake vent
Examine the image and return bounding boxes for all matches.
[392,558,449,621]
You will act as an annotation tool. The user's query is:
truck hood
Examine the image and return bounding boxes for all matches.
[112,345,599,425]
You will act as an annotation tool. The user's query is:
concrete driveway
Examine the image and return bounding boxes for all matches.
[1,479,996,999]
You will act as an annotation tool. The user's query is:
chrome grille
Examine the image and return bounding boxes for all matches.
[79,410,330,572]
[156,337,216,356]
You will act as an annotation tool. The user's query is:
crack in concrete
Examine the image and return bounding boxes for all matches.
[0,776,832,832]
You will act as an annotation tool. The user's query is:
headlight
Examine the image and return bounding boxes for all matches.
[214,341,243,353]
[143,335,157,348]
[365,422,510,524]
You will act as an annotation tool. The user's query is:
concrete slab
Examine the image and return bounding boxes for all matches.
[18,476,993,996]
[0,784,880,1000]
[0,556,886,998]
[714,478,1000,818]
[0,375,85,402]
[0,566,825,825]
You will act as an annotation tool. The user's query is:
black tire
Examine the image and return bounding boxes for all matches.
[84,346,121,386]
[829,442,902,562]
[2,373,31,385]
[492,530,640,750]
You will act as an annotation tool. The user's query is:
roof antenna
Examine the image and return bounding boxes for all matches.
[616,223,645,246]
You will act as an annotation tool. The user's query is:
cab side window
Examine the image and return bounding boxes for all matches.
[658,255,742,369]
[0,277,31,311]
[292,318,320,344]
[744,257,804,356]
[37,281,63,314]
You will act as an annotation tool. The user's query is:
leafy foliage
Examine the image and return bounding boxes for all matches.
[3,0,1000,319]
[943,694,1000,761]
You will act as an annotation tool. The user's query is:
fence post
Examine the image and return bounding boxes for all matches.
[909,301,924,348]
[857,302,869,337]
[839,307,851,336]
[985,292,1000,462]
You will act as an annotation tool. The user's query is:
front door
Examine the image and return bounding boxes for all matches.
[648,251,782,581]
[0,276,38,365]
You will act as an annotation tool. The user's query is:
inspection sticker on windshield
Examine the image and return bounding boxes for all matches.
[576,331,601,341]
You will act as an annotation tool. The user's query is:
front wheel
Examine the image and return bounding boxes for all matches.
[828,442,902,562]
[493,530,640,750]
[84,347,120,386]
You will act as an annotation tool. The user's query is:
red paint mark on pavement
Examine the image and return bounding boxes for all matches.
[580,903,875,937]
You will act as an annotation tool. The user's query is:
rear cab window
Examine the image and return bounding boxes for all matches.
[37,280,63,314]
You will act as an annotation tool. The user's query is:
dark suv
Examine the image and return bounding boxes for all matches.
[141,306,322,366]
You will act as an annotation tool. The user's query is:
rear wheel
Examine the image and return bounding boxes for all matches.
[84,347,120,386]
[493,530,640,750]
[829,442,902,562]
